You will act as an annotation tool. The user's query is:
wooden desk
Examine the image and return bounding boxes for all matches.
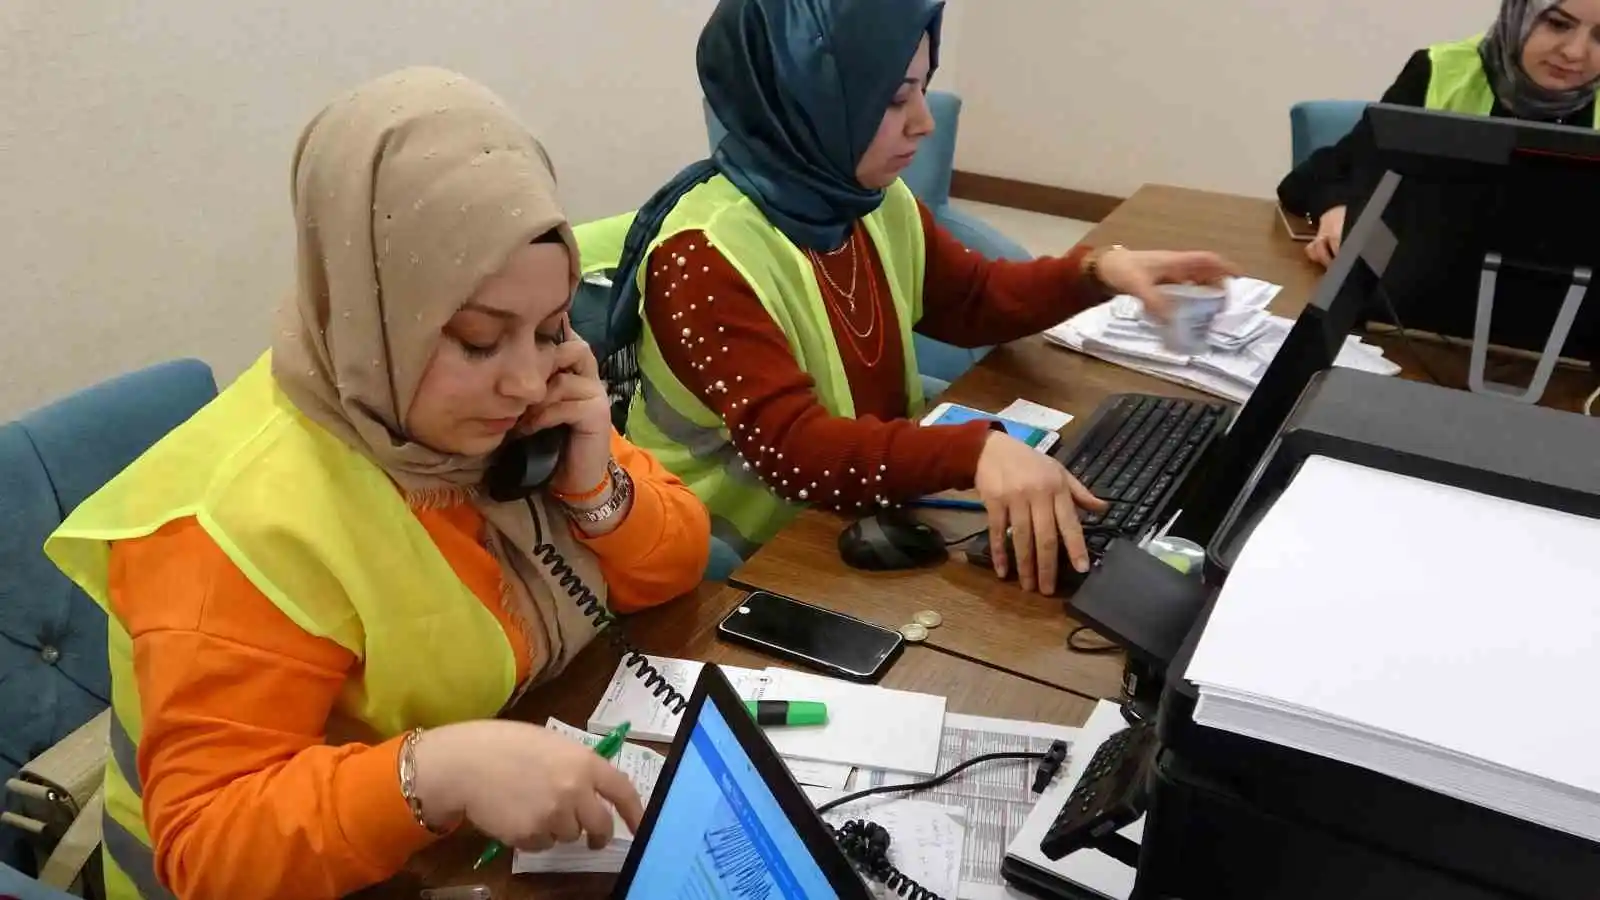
[361,584,1093,900]
[730,184,1600,696]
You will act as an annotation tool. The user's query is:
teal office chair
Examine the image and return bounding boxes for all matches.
[1289,100,1369,167]
[1,360,217,895]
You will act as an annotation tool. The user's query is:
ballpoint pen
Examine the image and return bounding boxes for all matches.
[472,721,632,870]
[908,496,986,513]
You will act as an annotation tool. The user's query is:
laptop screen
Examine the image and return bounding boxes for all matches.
[622,699,842,898]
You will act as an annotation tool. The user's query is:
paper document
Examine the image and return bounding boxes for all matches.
[853,713,1077,899]
[587,657,767,743]
[998,398,1074,432]
[1186,456,1600,843]
[785,758,855,790]
[511,719,666,874]
[758,668,947,775]
[805,789,967,899]
[587,658,862,787]
[1005,701,1140,900]
[1045,288,1399,404]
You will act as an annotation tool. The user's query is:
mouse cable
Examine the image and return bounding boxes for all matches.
[1067,625,1122,655]
[1585,383,1599,417]
[525,497,689,714]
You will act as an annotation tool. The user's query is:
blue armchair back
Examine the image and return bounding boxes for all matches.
[0,360,216,872]
[1289,100,1369,168]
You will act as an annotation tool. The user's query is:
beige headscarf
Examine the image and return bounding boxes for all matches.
[272,67,604,687]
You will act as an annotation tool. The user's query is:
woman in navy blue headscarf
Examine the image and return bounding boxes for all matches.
[609,0,1236,595]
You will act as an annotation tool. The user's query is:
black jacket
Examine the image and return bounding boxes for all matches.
[1275,48,1597,220]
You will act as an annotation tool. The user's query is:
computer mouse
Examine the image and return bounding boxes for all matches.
[838,509,949,571]
[963,529,1095,595]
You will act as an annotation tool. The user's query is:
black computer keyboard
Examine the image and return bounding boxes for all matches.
[964,393,1231,585]
[1060,393,1231,555]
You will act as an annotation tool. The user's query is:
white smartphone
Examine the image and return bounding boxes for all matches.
[919,402,1061,455]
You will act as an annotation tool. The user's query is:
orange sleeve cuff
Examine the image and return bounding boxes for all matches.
[331,737,441,871]
[572,434,710,613]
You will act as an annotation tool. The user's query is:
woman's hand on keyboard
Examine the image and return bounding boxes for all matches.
[975,434,1108,595]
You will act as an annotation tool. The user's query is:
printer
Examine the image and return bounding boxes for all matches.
[1130,365,1600,900]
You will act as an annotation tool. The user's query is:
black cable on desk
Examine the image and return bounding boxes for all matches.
[816,751,1048,815]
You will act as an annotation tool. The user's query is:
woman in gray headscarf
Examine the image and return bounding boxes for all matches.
[1280,0,1600,267]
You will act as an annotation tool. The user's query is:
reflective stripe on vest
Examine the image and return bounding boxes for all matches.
[625,175,926,562]
[46,356,519,898]
[1426,35,1600,127]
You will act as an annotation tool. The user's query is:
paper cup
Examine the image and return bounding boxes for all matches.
[1158,284,1228,354]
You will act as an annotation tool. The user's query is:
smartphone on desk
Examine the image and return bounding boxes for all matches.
[920,402,1060,454]
[717,590,904,683]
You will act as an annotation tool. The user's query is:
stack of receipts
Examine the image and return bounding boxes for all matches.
[512,719,664,875]
[588,656,947,776]
[1044,277,1399,404]
[1186,456,1600,843]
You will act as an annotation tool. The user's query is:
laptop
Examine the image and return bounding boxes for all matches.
[610,663,871,899]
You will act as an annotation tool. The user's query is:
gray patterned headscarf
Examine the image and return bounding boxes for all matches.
[1481,0,1600,121]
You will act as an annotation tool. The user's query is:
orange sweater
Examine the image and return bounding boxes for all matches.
[105,430,708,900]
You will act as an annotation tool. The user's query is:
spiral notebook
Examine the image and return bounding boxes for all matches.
[588,656,947,775]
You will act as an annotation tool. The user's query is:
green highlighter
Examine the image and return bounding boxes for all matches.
[744,700,828,727]
[472,721,632,871]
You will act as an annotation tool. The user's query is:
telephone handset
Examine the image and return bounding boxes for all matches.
[484,320,574,503]
[482,325,687,714]
[485,423,571,503]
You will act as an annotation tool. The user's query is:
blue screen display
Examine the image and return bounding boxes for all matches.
[926,404,1050,448]
[625,701,844,899]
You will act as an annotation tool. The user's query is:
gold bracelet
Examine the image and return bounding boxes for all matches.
[398,727,449,835]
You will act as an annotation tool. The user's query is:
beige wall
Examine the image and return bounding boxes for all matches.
[0,0,717,418]
[953,0,1499,199]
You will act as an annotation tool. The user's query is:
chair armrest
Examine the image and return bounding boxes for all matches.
[36,787,101,893]
[4,711,109,892]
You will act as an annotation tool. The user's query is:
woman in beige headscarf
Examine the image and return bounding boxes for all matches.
[45,69,710,900]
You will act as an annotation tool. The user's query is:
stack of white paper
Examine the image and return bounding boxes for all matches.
[588,656,947,776]
[1045,279,1399,404]
[1186,456,1600,843]
[511,720,665,875]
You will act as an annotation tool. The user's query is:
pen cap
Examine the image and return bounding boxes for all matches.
[783,701,829,726]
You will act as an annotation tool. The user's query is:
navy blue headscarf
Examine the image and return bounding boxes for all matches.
[602,0,944,357]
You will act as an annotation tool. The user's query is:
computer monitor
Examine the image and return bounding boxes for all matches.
[1355,104,1600,381]
[1172,105,1600,546]
[611,664,870,900]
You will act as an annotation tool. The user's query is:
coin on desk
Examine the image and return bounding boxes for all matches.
[912,610,943,629]
[898,623,929,643]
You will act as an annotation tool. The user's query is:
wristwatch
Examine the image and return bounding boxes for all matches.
[561,457,634,528]
[1084,243,1126,294]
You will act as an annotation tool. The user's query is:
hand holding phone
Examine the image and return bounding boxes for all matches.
[518,326,612,497]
